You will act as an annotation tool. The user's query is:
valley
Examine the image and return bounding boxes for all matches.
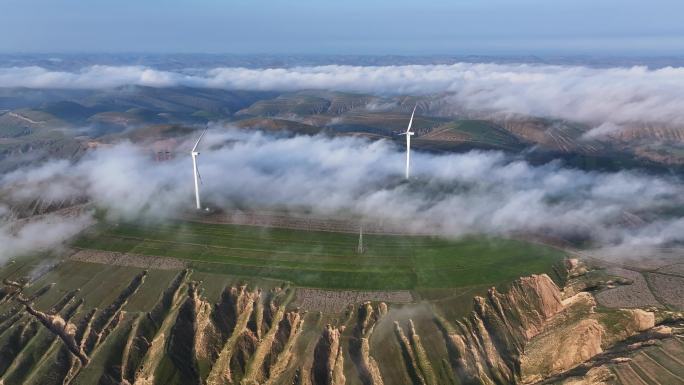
[2,58,684,385]
[1,241,682,385]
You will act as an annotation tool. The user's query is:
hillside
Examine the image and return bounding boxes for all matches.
[3,87,684,173]
[1,252,682,385]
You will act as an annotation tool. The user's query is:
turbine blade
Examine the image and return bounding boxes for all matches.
[196,163,203,185]
[406,104,417,132]
[192,129,207,152]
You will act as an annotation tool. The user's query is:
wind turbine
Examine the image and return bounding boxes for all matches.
[191,129,207,210]
[400,105,417,179]
[356,224,365,254]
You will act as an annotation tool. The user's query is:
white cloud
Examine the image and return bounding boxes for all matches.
[3,127,683,258]
[2,63,684,126]
[582,122,625,139]
[0,212,94,261]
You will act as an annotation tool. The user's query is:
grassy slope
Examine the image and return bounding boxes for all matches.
[73,221,564,290]
[414,120,526,153]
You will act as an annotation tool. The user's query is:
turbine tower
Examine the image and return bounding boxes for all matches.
[400,105,417,179]
[356,224,365,254]
[191,129,207,210]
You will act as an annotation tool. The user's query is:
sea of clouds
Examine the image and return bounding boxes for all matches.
[2,61,684,261]
[2,128,683,261]
[1,63,684,129]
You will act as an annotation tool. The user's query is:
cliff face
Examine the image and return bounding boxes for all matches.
[1,264,680,385]
[394,319,439,385]
[349,302,386,385]
[0,270,307,385]
[311,325,346,385]
[428,272,677,385]
[165,284,303,385]
[433,274,564,385]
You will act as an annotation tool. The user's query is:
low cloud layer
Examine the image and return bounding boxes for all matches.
[0,213,93,261]
[2,128,683,261]
[2,63,684,126]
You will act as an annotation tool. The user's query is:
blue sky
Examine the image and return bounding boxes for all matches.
[1,0,683,55]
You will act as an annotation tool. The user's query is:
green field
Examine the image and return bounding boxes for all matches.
[413,120,526,153]
[73,221,565,290]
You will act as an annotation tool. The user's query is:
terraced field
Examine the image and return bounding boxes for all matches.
[612,337,684,384]
[324,112,445,135]
[236,94,333,116]
[72,221,565,290]
[416,120,525,151]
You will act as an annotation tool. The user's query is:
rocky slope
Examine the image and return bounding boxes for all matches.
[0,259,682,385]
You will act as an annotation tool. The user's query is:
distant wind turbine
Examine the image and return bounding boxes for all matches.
[356,224,365,254]
[400,105,417,179]
[191,129,207,210]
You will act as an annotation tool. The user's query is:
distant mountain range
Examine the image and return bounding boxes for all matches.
[4,53,684,70]
[1,85,683,174]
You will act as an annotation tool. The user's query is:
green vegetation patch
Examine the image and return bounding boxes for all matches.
[73,221,564,290]
[237,94,331,116]
[419,120,524,151]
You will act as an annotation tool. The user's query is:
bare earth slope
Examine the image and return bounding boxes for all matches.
[0,256,682,385]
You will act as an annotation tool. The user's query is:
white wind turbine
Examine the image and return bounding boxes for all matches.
[400,105,417,179]
[191,129,207,210]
